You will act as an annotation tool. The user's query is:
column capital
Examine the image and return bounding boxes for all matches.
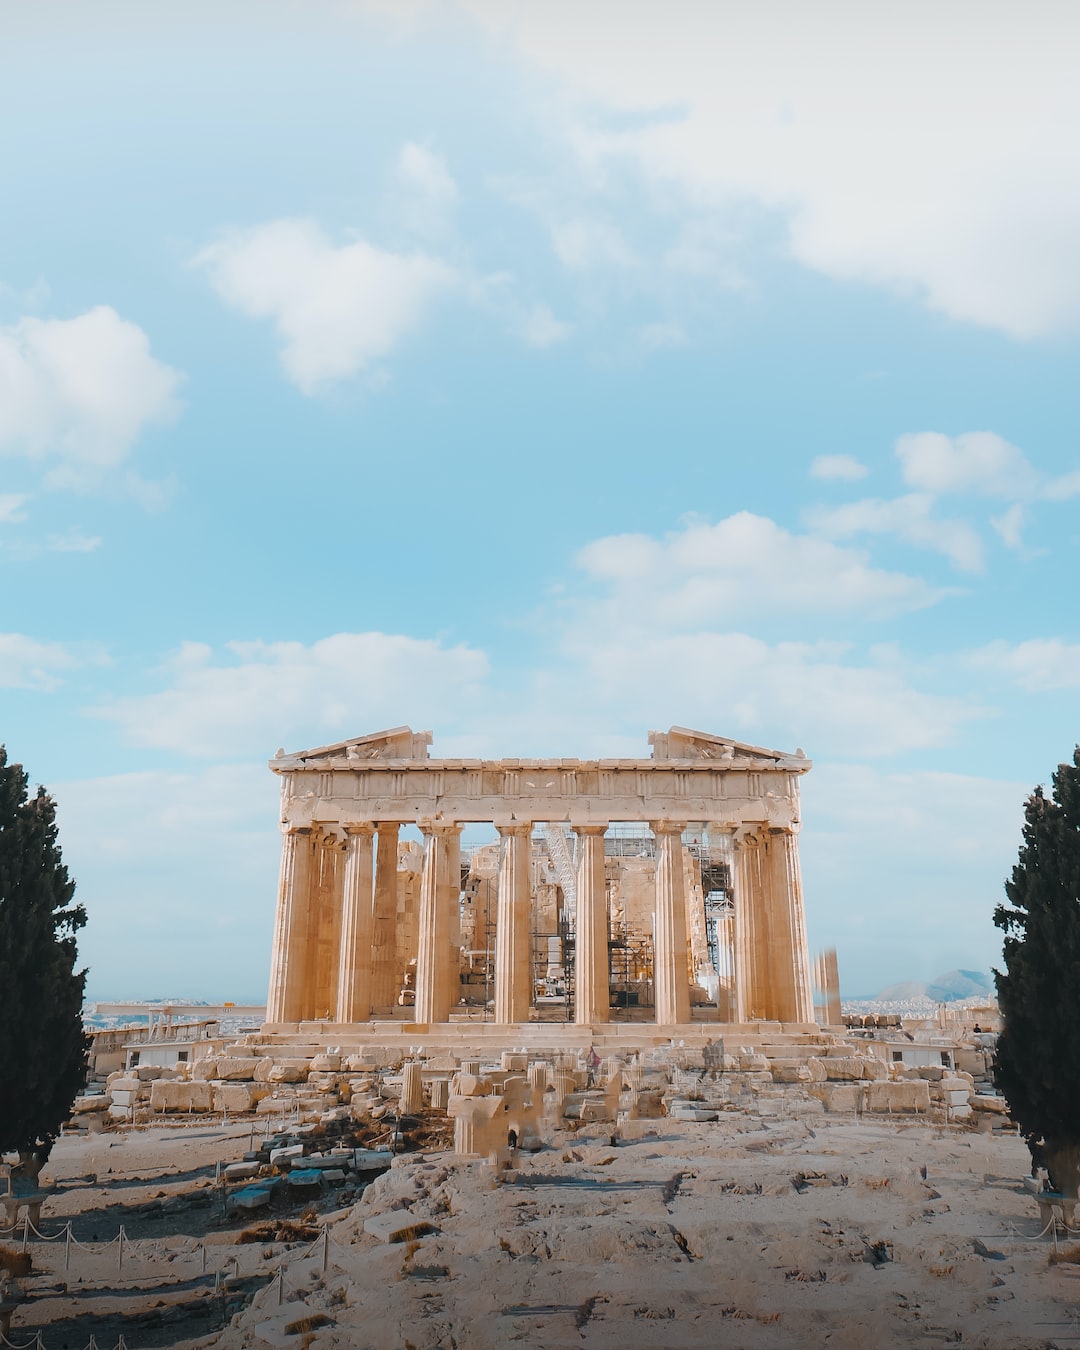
[650,819,686,837]
[495,821,533,838]
[418,819,463,838]
[282,824,312,837]
[571,823,609,837]
[344,821,376,838]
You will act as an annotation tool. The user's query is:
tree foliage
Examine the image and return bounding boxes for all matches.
[0,747,89,1170]
[994,747,1080,1193]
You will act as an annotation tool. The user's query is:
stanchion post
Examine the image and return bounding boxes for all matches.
[118,1226,125,1276]
[65,1221,72,1273]
[277,1266,284,1305]
[322,1227,329,1273]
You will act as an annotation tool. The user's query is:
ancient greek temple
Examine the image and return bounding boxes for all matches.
[265,726,815,1031]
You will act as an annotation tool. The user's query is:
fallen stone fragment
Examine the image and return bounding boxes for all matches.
[363,1212,436,1244]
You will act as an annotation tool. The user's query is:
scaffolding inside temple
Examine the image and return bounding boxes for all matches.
[453,822,737,1022]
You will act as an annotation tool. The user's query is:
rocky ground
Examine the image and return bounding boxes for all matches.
[8,1110,1080,1350]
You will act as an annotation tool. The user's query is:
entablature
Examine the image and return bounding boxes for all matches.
[271,727,808,830]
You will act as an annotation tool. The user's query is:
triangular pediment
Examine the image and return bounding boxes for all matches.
[649,726,809,767]
[272,727,432,767]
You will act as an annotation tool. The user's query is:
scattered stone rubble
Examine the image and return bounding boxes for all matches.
[66,1022,1011,1146]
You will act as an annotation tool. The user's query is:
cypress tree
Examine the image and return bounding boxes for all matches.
[994,747,1080,1195]
[0,747,89,1178]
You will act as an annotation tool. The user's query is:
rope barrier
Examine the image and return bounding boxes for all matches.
[0,1332,44,1350]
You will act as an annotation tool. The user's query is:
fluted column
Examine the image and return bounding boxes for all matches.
[766,826,814,1023]
[733,826,813,1023]
[652,820,691,1025]
[266,826,313,1023]
[369,823,400,1011]
[733,827,767,1021]
[305,830,345,1019]
[415,822,460,1025]
[335,823,375,1023]
[442,826,462,1010]
[573,825,609,1025]
[495,822,532,1024]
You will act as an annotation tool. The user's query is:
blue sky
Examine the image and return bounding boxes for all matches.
[3,1,1079,999]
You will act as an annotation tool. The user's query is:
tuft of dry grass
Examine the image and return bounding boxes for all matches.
[236,1219,320,1245]
[0,1246,31,1278]
[1049,1244,1080,1266]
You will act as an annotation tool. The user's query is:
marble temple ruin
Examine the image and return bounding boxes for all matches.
[264,727,815,1036]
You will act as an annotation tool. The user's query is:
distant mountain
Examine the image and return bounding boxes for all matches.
[873,979,928,1001]
[876,969,993,1003]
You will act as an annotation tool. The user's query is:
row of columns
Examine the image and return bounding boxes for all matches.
[266,818,812,1027]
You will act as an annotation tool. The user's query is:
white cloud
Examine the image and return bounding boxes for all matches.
[661,218,747,287]
[577,511,945,626]
[0,633,98,690]
[0,494,28,523]
[0,307,182,488]
[529,512,979,758]
[1042,469,1080,502]
[990,502,1027,551]
[44,529,102,554]
[972,638,1080,691]
[519,303,573,348]
[194,218,456,393]
[899,430,1080,507]
[810,454,868,482]
[637,321,686,350]
[391,142,459,236]
[807,430,1080,568]
[550,218,638,270]
[896,431,1043,500]
[807,493,984,572]
[96,631,490,757]
[461,1,1080,337]
[558,629,978,759]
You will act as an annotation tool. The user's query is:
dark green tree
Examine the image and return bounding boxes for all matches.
[994,747,1080,1195]
[0,747,89,1179]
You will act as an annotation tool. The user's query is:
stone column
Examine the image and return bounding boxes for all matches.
[733,826,813,1023]
[766,827,815,1023]
[266,826,313,1023]
[814,947,842,1027]
[494,822,533,1024]
[573,825,609,1025]
[370,823,400,1011]
[733,827,767,1022]
[442,826,463,1012]
[306,830,345,1019]
[652,820,691,1025]
[335,823,375,1024]
[401,1060,424,1114]
[415,823,460,1025]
